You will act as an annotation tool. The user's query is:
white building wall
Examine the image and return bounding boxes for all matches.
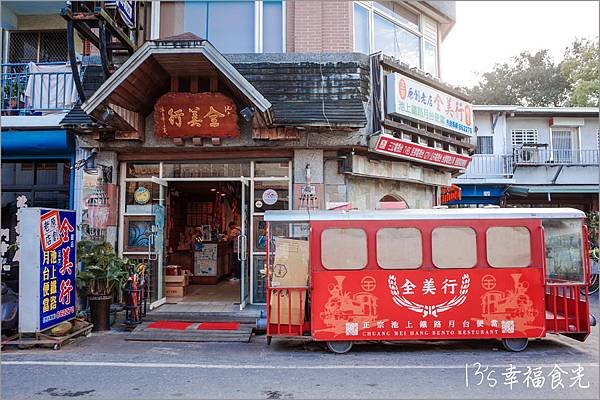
[580,118,599,149]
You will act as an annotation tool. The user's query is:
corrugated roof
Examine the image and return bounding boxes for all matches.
[474,105,598,115]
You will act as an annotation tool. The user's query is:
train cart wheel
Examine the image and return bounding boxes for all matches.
[501,338,528,352]
[326,341,353,354]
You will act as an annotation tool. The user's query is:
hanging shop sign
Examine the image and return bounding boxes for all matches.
[441,184,462,204]
[262,189,279,205]
[18,208,76,333]
[386,73,474,136]
[370,133,471,170]
[154,92,239,139]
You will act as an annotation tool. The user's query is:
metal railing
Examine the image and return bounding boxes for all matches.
[1,62,77,115]
[458,154,514,178]
[459,149,599,180]
[513,148,599,166]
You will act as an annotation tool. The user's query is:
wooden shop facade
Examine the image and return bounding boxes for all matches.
[62,33,474,309]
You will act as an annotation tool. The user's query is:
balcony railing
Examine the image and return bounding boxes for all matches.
[459,154,514,179]
[458,149,599,180]
[513,148,599,166]
[1,62,78,116]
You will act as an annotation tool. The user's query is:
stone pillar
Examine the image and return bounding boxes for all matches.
[96,151,119,249]
[324,157,347,208]
[293,149,324,209]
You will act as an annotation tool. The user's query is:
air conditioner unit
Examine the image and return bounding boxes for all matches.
[518,145,539,162]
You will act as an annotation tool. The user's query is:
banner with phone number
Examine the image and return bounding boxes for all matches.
[39,209,76,331]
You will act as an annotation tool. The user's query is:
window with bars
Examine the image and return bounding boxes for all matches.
[511,129,538,146]
[475,136,493,154]
[8,31,68,64]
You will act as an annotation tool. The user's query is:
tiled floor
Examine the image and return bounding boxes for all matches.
[180,281,240,303]
[158,281,257,314]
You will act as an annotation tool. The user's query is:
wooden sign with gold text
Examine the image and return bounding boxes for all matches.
[154,92,239,138]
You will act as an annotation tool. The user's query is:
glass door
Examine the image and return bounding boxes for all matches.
[151,176,168,302]
[240,179,250,309]
[551,129,575,163]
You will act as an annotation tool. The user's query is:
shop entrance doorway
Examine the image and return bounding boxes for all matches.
[153,178,250,311]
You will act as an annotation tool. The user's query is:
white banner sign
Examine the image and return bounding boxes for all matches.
[386,73,474,136]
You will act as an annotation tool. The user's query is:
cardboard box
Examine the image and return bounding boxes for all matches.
[166,265,182,276]
[269,289,307,325]
[165,275,188,286]
[270,238,309,287]
[165,286,187,298]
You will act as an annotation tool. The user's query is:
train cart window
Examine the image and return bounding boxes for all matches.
[321,228,367,270]
[376,228,422,269]
[486,227,531,268]
[432,227,477,269]
[542,219,585,284]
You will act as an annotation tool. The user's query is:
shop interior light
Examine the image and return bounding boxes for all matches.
[210,188,216,191]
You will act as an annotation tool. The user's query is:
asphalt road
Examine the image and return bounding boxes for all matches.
[2,296,599,400]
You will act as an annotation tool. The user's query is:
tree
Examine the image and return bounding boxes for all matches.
[466,50,568,106]
[560,38,599,107]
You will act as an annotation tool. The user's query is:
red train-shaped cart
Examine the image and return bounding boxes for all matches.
[265,208,595,353]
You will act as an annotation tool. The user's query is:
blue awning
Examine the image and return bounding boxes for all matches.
[446,184,506,205]
[1,130,73,159]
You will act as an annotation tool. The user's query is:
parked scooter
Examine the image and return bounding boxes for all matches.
[1,281,19,338]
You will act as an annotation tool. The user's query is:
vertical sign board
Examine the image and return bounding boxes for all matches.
[18,208,76,333]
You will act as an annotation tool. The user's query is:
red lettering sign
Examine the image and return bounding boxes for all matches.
[311,268,546,341]
[373,134,471,170]
[154,92,239,138]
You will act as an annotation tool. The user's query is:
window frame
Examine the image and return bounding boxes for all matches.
[511,129,539,147]
[353,1,439,76]
[542,218,586,285]
[320,227,368,270]
[485,226,532,268]
[475,135,494,154]
[8,29,68,63]
[376,227,423,269]
[550,127,579,163]
[181,1,286,54]
[431,226,478,269]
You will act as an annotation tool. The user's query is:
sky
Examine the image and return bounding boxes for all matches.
[441,1,600,87]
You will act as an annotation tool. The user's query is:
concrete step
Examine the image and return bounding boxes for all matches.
[126,322,254,343]
[144,311,260,324]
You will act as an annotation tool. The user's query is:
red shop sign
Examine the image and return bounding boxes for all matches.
[371,133,471,170]
[154,92,239,138]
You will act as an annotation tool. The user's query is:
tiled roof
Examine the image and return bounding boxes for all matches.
[230,54,369,127]
[155,32,206,42]
[64,53,369,129]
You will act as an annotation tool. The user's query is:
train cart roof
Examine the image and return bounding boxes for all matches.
[264,208,586,222]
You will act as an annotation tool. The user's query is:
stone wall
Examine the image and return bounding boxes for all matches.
[346,176,435,210]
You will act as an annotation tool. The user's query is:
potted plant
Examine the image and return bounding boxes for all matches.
[3,79,23,114]
[76,241,131,331]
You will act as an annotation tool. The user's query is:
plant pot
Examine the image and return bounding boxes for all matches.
[88,294,112,331]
